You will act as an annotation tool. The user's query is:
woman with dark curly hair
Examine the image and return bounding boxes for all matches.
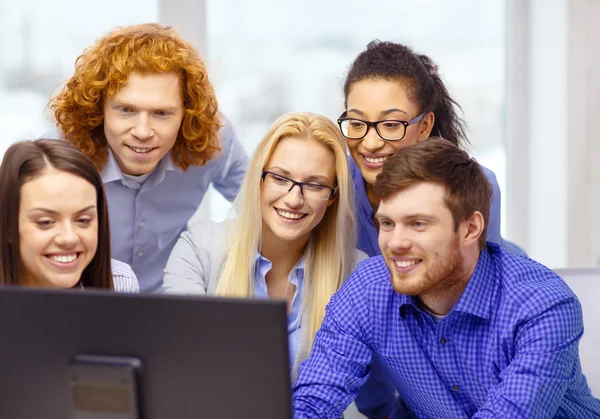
[48,23,248,292]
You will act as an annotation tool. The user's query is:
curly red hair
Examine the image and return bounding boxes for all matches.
[50,23,221,171]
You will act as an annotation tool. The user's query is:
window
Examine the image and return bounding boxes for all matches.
[0,0,158,155]
[205,0,508,230]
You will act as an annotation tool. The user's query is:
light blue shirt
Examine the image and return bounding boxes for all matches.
[253,253,305,368]
[102,122,248,292]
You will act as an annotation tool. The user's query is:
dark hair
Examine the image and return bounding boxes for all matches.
[343,40,468,148]
[0,139,114,288]
[375,138,491,248]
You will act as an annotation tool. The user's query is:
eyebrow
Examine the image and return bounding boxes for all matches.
[109,100,181,113]
[347,108,409,118]
[375,212,437,222]
[28,205,97,215]
[266,167,332,184]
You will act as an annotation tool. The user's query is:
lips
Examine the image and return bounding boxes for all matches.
[361,153,391,169]
[48,254,77,263]
[126,145,157,154]
[44,252,81,268]
[391,257,422,274]
[275,208,307,221]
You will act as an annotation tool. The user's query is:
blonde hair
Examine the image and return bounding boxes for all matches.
[217,112,357,349]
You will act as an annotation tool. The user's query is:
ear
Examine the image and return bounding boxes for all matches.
[459,211,485,247]
[417,111,435,142]
[327,192,337,208]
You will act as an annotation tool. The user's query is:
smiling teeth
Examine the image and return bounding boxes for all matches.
[276,209,304,220]
[130,146,153,153]
[365,156,388,164]
[395,259,419,268]
[49,254,77,263]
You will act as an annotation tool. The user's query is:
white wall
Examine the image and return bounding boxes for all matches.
[507,0,600,268]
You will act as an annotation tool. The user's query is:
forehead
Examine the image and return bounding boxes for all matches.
[378,182,451,219]
[110,71,183,106]
[266,137,335,178]
[347,79,417,114]
[20,170,97,210]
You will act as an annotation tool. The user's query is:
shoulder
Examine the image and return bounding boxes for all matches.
[490,244,578,313]
[179,219,231,259]
[184,115,244,173]
[350,249,369,270]
[217,113,237,146]
[478,163,500,187]
[110,259,140,293]
[336,255,394,305]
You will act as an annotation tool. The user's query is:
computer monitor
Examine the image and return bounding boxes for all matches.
[0,287,292,419]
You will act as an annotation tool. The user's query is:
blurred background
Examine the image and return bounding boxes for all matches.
[0,0,598,269]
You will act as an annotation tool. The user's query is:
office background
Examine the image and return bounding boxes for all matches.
[0,0,598,270]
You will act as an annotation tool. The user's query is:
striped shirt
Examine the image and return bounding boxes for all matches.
[293,243,600,418]
[111,259,140,293]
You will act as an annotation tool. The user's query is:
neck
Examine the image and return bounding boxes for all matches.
[260,228,308,277]
[419,248,481,316]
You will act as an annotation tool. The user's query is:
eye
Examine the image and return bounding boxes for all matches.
[77,217,93,226]
[379,219,394,230]
[381,121,402,129]
[154,110,170,117]
[304,183,326,191]
[118,107,133,114]
[349,120,365,128]
[411,220,428,230]
[35,219,55,228]
[270,174,290,184]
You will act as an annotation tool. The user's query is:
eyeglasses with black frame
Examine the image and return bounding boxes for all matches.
[337,112,425,141]
[261,171,336,201]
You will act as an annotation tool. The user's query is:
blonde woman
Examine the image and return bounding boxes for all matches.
[163,112,365,378]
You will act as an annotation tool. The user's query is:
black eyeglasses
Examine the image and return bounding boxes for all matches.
[337,111,425,141]
[261,171,336,201]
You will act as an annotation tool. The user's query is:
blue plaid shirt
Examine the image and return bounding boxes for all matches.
[293,243,600,418]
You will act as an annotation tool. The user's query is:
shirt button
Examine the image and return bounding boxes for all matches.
[137,251,144,257]
[453,385,460,392]
[440,337,447,345]
[139,222,145,228]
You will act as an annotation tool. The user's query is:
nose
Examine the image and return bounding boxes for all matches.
[131,113,154,140]
[283,184,305,209]
[54,223,79,249]
[361,125,385,152]
[386,227,412,252]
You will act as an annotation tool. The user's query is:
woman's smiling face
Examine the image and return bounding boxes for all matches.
[345,78,431,187]
[260,136,336,248]
[18,168,98,288]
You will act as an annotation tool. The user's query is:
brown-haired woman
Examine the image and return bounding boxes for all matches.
[0,139,138,292]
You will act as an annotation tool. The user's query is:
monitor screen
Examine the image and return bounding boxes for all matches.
[0,287,292,419]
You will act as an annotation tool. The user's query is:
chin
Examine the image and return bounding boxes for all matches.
[49,275,82,289]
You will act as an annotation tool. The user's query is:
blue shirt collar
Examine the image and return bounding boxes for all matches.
[253,252,305,281]
[398,243,499,320]
[452,243,498,320]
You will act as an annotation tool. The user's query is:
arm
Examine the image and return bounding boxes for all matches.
[162,223,211,295]
[293,270,374,419]
[127,269,140,293]
[474,297,584,418]
[212,118,249,202]
[354,359,397,419]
